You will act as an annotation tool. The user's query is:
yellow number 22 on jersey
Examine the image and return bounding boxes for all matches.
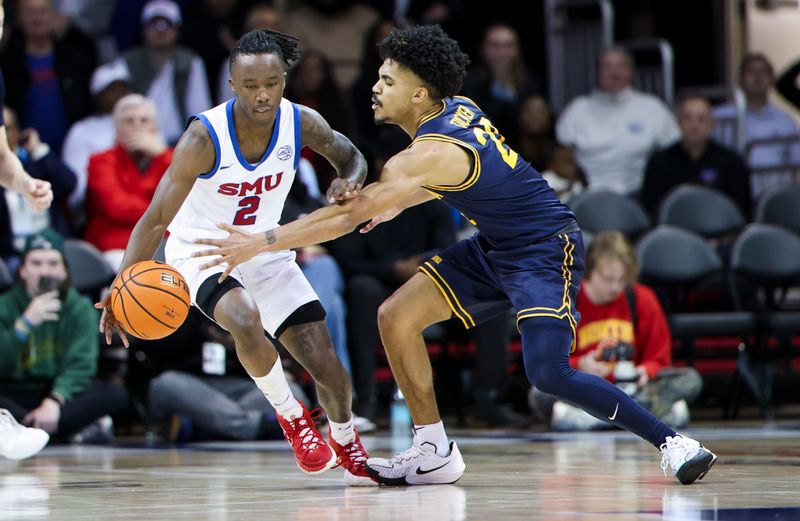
[473,117,519,169]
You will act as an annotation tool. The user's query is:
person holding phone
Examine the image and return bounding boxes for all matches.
[0,229,128,451]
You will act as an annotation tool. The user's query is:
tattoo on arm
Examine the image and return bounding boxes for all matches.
[265,229,276,245]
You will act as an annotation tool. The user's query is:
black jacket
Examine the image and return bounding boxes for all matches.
[0,27,97,127]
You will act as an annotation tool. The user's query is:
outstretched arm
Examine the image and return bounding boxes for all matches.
[358,187,436,234]
[299,105,367,202]
[193,149,428,280]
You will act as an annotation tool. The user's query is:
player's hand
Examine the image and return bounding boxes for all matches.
[95,294,130,348]
[359,206,402,234]
[327,178,361,204]
[192,223,259,282]
[23,291,61,326]
[22,178,53,210]
[23,398,61,434]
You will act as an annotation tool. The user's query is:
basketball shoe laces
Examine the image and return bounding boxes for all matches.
[388,439,429,466]
[333,436,368,471]
[660,435,697,476]
[285,408,324,454]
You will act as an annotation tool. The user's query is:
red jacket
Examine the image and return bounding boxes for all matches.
[84,144,172,251]
[572,281,672,379]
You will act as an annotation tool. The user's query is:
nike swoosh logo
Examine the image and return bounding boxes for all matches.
[608,402,619,421]
[416,461,450,475]
[219,164,233,170]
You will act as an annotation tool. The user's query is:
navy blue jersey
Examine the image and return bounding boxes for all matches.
[415,96,575,248]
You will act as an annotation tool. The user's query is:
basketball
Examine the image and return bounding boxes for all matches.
[110,260,191,340]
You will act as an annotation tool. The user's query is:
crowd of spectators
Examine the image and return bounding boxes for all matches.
[2,0,799,449]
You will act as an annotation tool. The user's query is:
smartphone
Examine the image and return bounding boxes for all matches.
[37,275,61,295]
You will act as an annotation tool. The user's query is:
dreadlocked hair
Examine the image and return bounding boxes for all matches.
[378,25,470,100]
[230,29,302,71]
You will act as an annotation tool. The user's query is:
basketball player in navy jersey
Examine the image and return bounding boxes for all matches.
[96,30,377,486]
[192,25,716,486]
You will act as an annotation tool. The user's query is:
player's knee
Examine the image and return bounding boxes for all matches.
[377,298,400,335]
[519,316,576,393]
[217,304,263,338]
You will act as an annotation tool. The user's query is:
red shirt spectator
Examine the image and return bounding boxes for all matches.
[84,94,171,261]
[572,281,672,381]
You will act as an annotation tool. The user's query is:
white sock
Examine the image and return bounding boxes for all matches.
[251,357,303,419]
[413,421,449,457]
[329,416,356,445]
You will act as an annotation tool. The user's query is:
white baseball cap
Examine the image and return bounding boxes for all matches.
[141,0,182,26]
[90,59,132,96]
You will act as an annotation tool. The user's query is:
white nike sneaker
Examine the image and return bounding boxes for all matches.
[660,434,717,485]
[0,409,49,460]
[365,439,465,486]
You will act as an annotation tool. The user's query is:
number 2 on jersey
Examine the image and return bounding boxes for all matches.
[233,196,260,225]
[473,116,518,168]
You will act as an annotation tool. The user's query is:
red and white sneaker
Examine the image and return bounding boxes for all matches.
[277,404,336,474]
[330,429,378,487]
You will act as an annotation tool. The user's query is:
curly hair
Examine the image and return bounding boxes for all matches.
[230,29,302,71]
[378,25,470,100]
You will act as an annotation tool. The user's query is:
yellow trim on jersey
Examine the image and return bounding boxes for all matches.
[414,134,482,191]
[417,100,447,128]
[418,262,476,328]
[453,95,480,109]
[515,235,578,351]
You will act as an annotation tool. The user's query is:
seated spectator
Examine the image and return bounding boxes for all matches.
[556,47,680,195]
[462,24,539,148]
[143,309,309,442]
[0,0,97,153]
[517,94,557,172]
[0,106,76,271]
[715,52,800,197]
[0,229,128,443]
[643,96,751,218]
[462,23,539,148]
[62,58,132,213]
[539,142,587,204]
[84,94,172,269]
[529,231,702,431]
[122,0,212,145]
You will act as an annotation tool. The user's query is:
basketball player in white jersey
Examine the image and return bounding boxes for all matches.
[95,30,375,486]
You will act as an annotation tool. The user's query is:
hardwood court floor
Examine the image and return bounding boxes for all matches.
[2,424,799,520]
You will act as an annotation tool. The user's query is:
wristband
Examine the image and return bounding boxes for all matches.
[21,315,34,328]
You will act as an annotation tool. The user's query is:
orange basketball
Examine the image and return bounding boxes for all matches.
[110,260,191,340]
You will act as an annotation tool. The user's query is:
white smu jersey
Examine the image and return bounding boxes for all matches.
[168,97,300,242]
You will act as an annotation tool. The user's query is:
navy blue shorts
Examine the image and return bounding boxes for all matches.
[418,230,584,340]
